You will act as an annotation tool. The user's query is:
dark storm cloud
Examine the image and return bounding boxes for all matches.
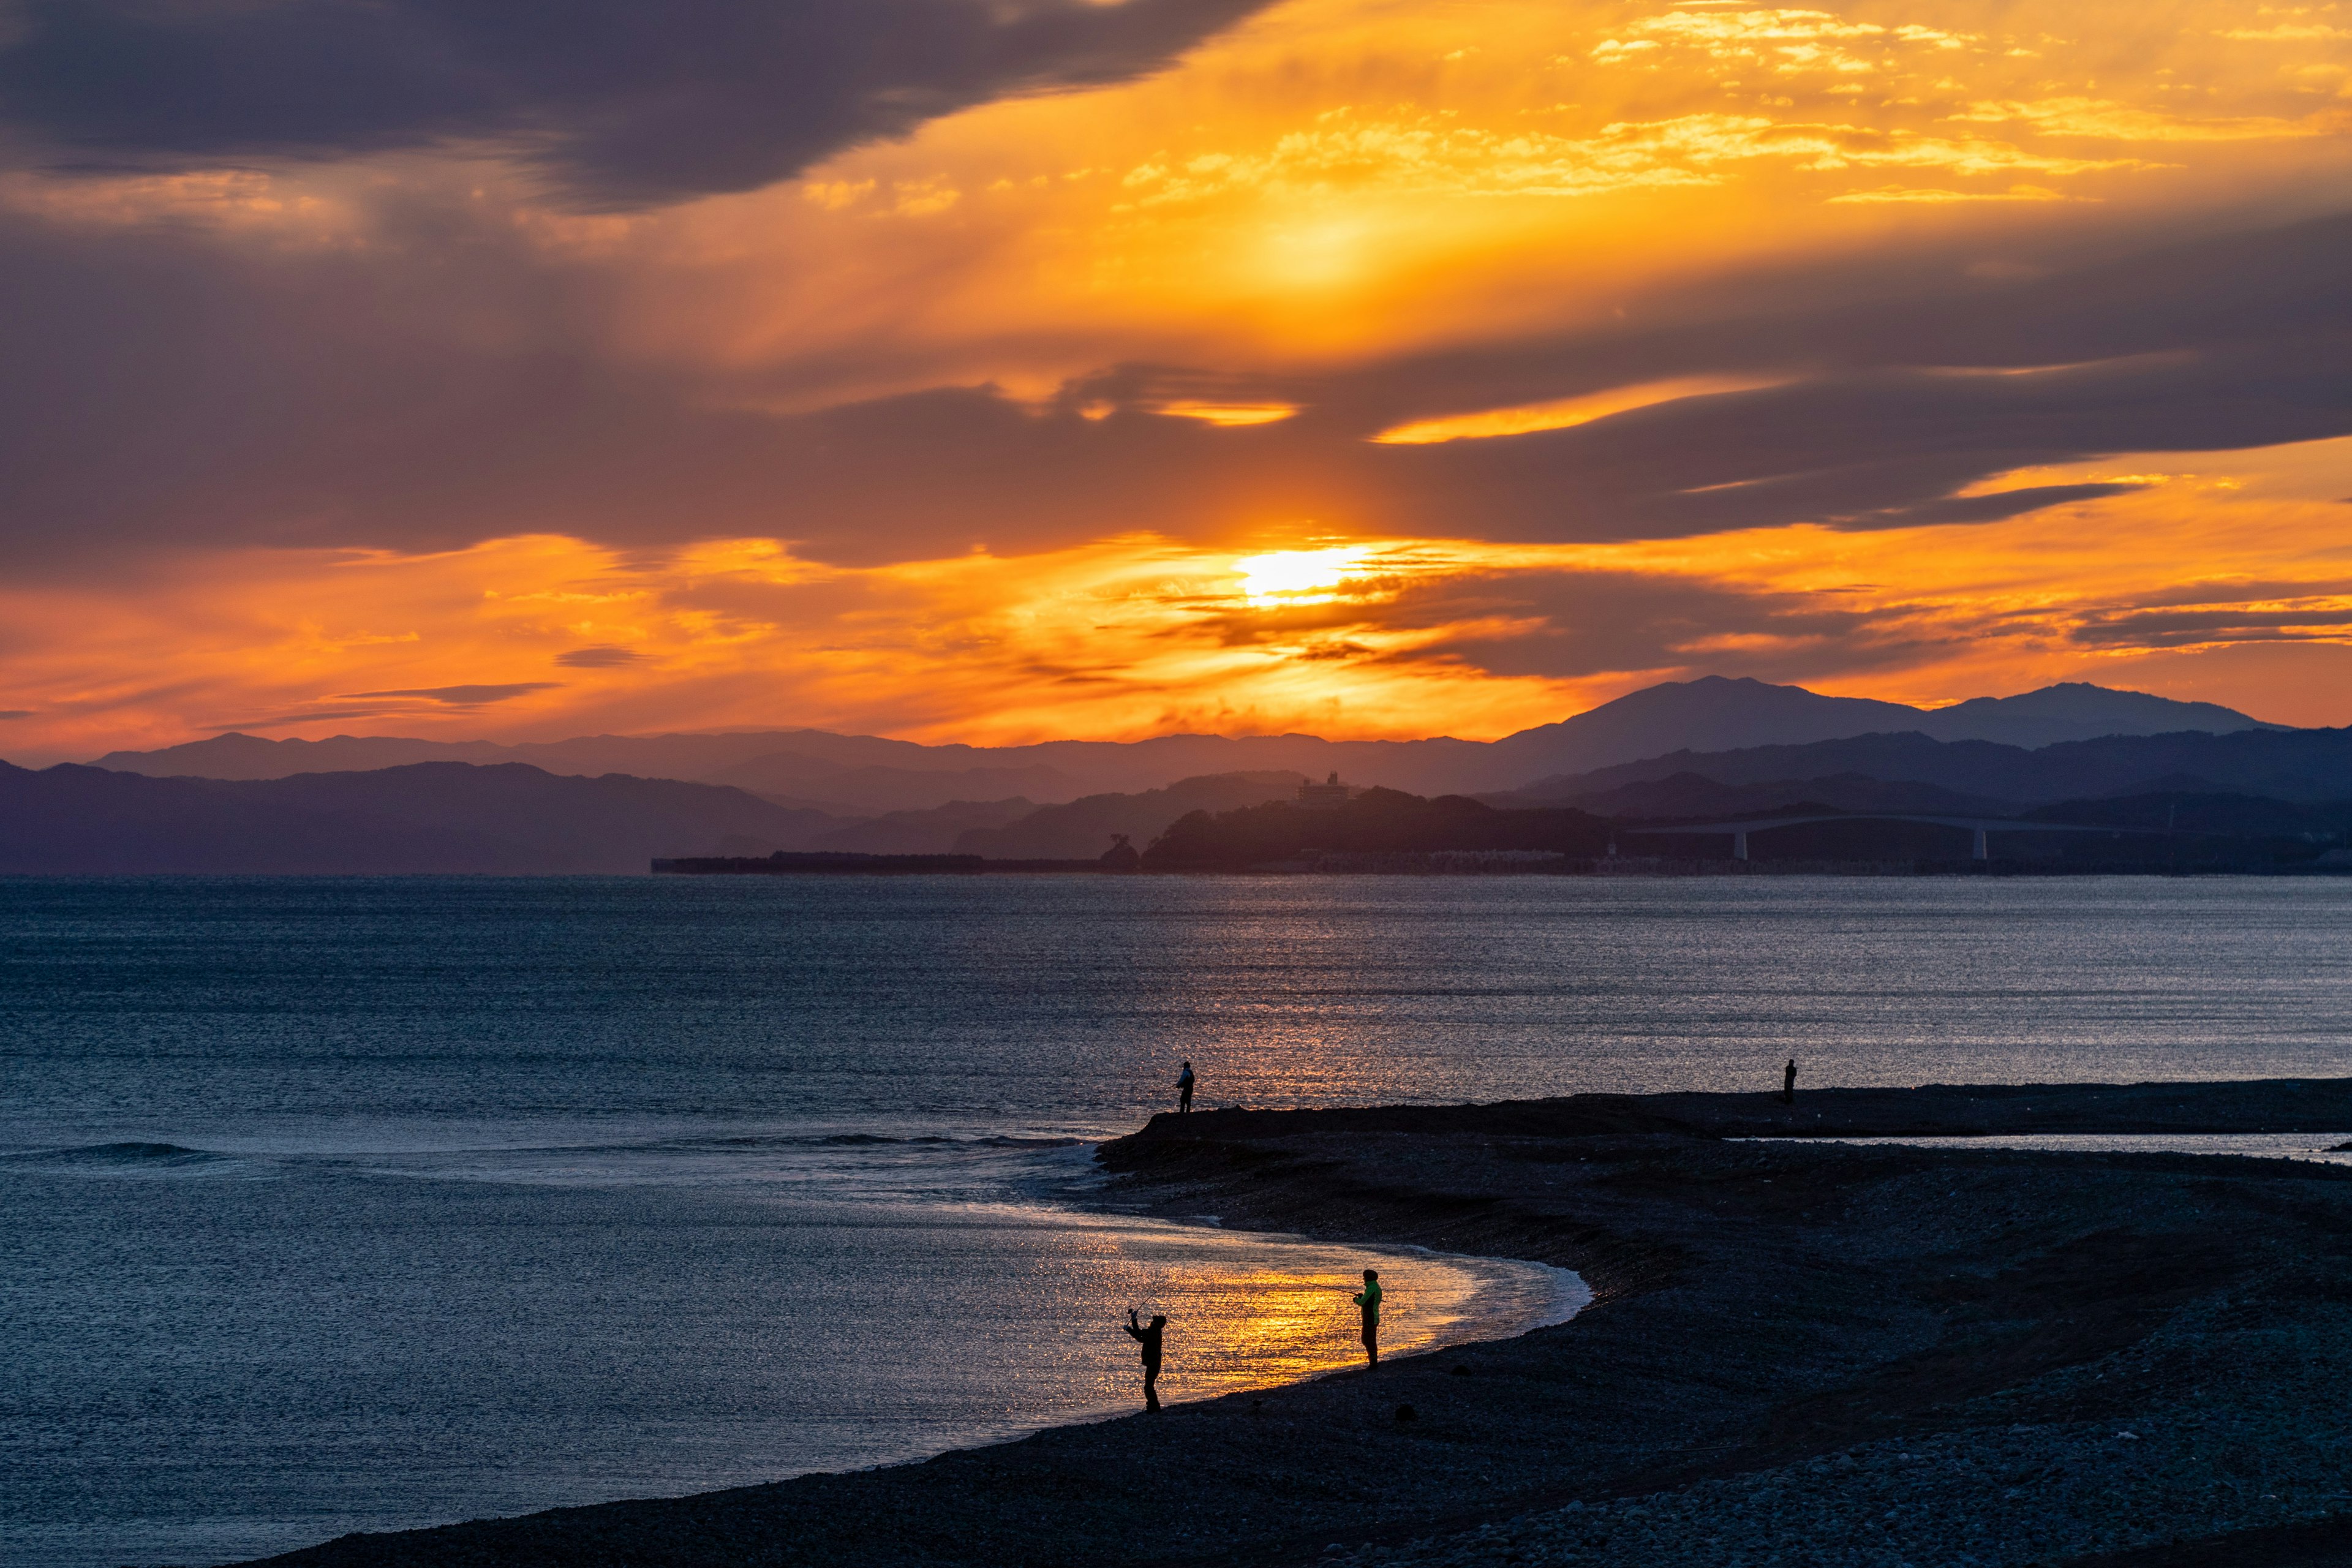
[0,0,1276,206]
[0,206,2349,572]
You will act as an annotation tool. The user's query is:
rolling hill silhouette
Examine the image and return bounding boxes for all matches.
[80,678,2275,806]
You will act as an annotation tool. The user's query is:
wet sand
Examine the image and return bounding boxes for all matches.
[243,1078,2352,1568]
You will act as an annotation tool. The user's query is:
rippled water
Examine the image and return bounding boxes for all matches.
[0,1131,1569,1568]
[1814,1132,2352,1162]
[7,873,2351,1567]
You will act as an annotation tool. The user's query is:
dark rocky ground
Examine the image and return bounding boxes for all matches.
[243,1079,2352,1568]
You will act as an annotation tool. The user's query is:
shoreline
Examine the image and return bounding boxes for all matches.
[940,1184,1594,1436]
[243,1078,2352,1568]
[649,858,2352,878]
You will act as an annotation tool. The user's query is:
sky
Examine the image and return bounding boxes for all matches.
[2,0,2350,764]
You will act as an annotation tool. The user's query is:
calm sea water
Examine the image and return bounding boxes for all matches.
[7,874,2352,1567]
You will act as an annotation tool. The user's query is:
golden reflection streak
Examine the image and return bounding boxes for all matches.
[1087,1239,1489,1405]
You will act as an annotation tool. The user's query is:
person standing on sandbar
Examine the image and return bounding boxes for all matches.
[1354,1268,1382,1367]
[1177,1061,1195,1114]
[1784,1058,1798,1106]
[1124,1308,1167,1411]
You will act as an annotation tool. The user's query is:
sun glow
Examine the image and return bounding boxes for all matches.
[1235,546,1371,605]
[12,435,2352,764]
[7,0,2352,760]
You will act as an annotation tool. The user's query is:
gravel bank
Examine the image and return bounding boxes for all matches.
[241,1080,2352,1568]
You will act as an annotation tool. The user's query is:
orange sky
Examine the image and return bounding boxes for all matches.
[2,0,2350,763]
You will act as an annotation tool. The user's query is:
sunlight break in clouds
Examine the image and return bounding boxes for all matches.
[1235,546,1375,603]
[7,430,2352,763]
[0,0,2349,758]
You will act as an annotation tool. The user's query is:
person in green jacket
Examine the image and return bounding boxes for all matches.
[1353,1268,1382,1367]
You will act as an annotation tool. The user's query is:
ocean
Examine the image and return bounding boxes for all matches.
[7,874,2352,1567]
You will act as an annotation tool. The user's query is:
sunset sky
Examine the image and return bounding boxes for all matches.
[3,0,2350,763]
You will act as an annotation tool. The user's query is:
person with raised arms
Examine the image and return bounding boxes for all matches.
[1123,1308,1167,1411]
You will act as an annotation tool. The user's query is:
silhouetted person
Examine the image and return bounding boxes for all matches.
[1125,1309,1167,1410]
[1177,1061,1195,1114]
[1354,1269,1383,1367]
[1784,1058,1798,1106]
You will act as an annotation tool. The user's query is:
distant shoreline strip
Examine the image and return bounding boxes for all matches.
[650,851,2352,876]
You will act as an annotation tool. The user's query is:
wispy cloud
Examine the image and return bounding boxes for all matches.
[1825,182,2085,203]
[1947,99,2343,141]
[334,684,563,706]
[1117,111,2142,208]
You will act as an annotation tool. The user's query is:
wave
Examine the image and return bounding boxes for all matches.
[1,1132,1095,1175]
[657,1131,1080,1153]
[2,1140,225,1167]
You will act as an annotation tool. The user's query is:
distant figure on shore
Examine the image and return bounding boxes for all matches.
[1784,1058,1798,1106]
[1124,1308,1167,1411]
[1354,1268,1383,1366]
[1177,1061,1195,1114]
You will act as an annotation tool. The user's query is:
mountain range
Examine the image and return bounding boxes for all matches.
[1499,726,2352,813]
[0,762,838,875]
[950,772,1306,860]
[83,679,2276,810]
[7,677,2332,874]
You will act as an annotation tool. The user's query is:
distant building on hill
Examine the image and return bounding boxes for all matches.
[1297,772,1351,810]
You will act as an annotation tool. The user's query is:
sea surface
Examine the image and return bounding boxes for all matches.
[8,874,2352,1568]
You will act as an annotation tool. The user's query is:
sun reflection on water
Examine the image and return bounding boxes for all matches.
[1048,1213,1580,1410]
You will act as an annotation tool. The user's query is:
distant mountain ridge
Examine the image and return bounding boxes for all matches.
[1478,679,2275,783]
[1501,726,2352,810]
[703,755,1082,814]
[80,678,2280,807]
[1139,781,2352,872]
[13,724,2345,873]
[952,772,1305,860]
[0,761,837,875]
[1561,771,2023,821]
[0,761,1314,872]
[85,728,1483,804]
[1908,684,2282,748]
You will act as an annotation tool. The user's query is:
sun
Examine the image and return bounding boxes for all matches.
[1234,546,1370,606]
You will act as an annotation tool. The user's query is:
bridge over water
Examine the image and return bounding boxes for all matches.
[1616,813,2166,861]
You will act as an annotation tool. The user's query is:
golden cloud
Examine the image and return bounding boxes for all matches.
[9,432,2352,761]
